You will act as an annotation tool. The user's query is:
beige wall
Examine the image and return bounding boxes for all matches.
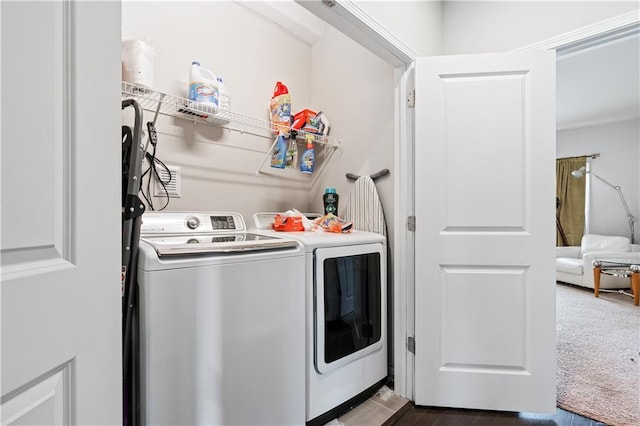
[442,1,638,54]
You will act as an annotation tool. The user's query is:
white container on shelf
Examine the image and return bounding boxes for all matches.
[216,77,231,119]
[188,61,219,113]
[122,39,155,88]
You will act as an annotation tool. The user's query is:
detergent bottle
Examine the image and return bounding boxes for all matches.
[300,134,315,174]
[270,81,291,136]
[323,188,339,216]
[189,61,219,112]
[270,133,287,169]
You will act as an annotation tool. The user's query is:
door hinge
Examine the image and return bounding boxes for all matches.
[407,216,416,232]
[407,336,415,354]
[407,90,415,108]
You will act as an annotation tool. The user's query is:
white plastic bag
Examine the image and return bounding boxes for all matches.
[122,39,157,88]
[278,209,317,231]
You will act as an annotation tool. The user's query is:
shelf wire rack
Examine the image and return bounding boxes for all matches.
[121,81,341,148]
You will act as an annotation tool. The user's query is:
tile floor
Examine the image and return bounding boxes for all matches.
[323,386,411,426]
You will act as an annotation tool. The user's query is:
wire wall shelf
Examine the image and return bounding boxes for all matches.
[121,81,342,148]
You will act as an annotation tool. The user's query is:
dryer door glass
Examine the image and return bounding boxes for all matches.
[322,252,381,364]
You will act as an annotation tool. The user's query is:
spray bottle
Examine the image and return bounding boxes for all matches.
[270,133,287,169]
[300,134,315,174]
[285,137,298,169]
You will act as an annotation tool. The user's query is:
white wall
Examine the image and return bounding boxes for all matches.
[308,24,395,226]
[121,1,401,227]
[442,1,638,54]
[312,0,443,243]
[122,1,315,220]
[356,0,443,56]
[556,34,639,130]
[557,119,640,242]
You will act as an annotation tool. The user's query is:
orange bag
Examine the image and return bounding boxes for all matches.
[314,213,352,233]
[272,214,304,232]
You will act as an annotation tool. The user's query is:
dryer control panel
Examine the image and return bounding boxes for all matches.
[210,215,238,230]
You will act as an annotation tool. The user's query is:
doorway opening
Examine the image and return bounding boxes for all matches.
[300,2,639,418]
[548,17,640,425]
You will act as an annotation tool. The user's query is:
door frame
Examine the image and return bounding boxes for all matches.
[513,10,639,54]
[294,1,639,400]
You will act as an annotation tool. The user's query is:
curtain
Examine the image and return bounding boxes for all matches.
[556,156,587,246]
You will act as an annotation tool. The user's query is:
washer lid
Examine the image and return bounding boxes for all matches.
[141,233,299,257]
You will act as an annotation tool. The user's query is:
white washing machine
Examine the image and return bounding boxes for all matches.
[254,214,388,426]
[137,211,306,426]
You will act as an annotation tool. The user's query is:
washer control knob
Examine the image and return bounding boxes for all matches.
[186,216,200,230]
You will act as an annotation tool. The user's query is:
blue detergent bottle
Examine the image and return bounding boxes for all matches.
[300,134,315,174]
[270,133,287,169]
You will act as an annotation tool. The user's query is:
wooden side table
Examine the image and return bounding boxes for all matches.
[592,259,640,306]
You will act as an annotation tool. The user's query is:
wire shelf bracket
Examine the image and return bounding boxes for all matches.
[122,81,342,177]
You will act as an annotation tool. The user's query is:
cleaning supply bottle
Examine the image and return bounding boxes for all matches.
[323,188,339,216]
[300,134,315,174]
[285,137,298,169]
[270,81,291,136]
[216,77,231,118]
[270,133,287,169]
[189,61,219,111]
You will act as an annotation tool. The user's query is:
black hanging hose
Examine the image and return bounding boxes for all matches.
[122,99,146,426]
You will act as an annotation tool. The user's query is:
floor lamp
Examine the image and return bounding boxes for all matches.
[572,166,637,244]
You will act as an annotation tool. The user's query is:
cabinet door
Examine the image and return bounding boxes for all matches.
[414,51,556,412]
[1,1,121,424]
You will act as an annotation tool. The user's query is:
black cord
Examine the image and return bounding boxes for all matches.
[140,122,171,211]
[141,149,171,211]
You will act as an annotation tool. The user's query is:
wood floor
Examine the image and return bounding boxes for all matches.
[335,386,608,426]
[389,406,608,426]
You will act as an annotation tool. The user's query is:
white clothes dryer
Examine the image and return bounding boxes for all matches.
[137,211,306,426]
[253,214,388,426]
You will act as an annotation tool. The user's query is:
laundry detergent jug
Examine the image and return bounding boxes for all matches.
[189,61,219,112]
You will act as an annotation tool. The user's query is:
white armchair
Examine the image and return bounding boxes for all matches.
[556,234,640,289]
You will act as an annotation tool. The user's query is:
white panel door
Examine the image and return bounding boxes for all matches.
[1,1,121,424]
[414,51,556,412]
